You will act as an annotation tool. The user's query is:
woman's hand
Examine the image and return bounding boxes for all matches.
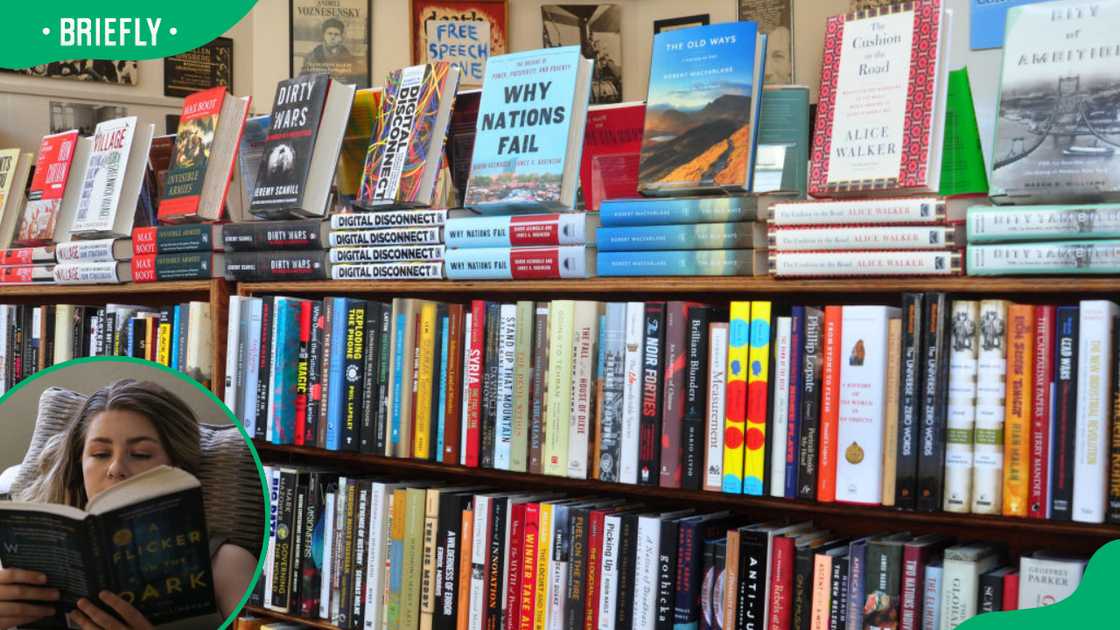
[68,592,153,630]
[0,568,59,629]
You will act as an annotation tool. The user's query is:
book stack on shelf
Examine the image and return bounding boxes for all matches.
[3,139,60,283]
[131,223,225,283]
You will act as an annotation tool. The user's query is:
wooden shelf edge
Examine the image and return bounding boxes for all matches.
[252,442,1120,540]
[235,276,1120,296]
[243,606,338,630]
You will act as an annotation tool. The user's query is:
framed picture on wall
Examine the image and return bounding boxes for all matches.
[541,4,622,104]
[411,0,508,87]
[738,0,793,85]
[290,0,372,88]
[4,61,138,85]
[164,37,234,97]
[652,14,710,34]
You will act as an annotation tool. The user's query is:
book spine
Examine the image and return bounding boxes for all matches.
[387,488,406,628]
[809,553,831,630]
[445,213,586,248]
[899,545,927,630]
[1030,306,1055,519]
[621,302,645,484]
[770,198,945,226]
[481,303,500,468]
[131,253,221,281]
[922,564,942,630]
[519,503,541,630]
[785,308,805,499]
[565,508,589,630]
[224,297,244,416]
[1003,304,1035,517]
[683,305,712,491]
[847,541,866,630]
[328,226,443,247]
[402,488,428,630]
[917,294,951,512]
[469,496,492,630]
[744,301,772,496]
[330,209,448,230]
[341,302,368,452]
[597,249,763,277]
[332,262,444,281]
[768,251,962,278]
[256,298,275,442]
[330,244,445,264]
[978,571,1003,613]
[505,502,527,630]
[973,300,1009,515]
[798,308,824,500]
[446,247,591,280]
[494,304,517,469]
[634,516,662,630]
[863,543,902,630]
[569,303,599,479]
[272,299,303,446]
[1002,572,1018,612]
[533,503,553,630]
[528,304,551,474]
[598,198,753,227]
[359,303,382,454]
[1111,316,1120,523]
[544,301,576,476]
[597,223,761,251]
[465,301,486,467]
[640,302,667,486]
[966,241,1120,275]
[52,261,126,284]
[817,305,842,503]
[769,536,794,630]
[1051,306,1079,520]
[704,322,729,492]
[225,250,330,282]
[654,520,679,630]
[1074,301,1118,523]
[55,238,126,263]
[511,301,534,472]
[219,218,325,251]
[415,302,439,459]
[882,319,903,508]
[351,482,370,626]
[944,300,980,512]
[597,515,621,630]
[599,303,627,483]
[767,225,957,251]
[966,205,1120,242]
[548,506,573,630]
[722,301,751,493]
[612,514,638,630]
[444,305,465,465]
[584,510,607,630]
[659,301,690,489]
[269,469,296,611]
[770,317,792,498]
[134,224,220,254]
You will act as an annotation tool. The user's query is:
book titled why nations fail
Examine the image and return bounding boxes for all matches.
[638,21,767,195]
[463,46,593,213]
[809,0,952,197]
[990,0,1120,204]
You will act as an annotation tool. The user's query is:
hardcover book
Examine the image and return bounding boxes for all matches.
[638,21,767,195]
[990,1,1120,204]
[337,87,381,201]
[357,63,461,209]
[14,131,79,247]
[0,467,215,628]
[580,101,644,211]
[463,46,593,213]
[70,117,156,239]
[809,0,951,197]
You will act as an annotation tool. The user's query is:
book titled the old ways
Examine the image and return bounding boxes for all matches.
[0,466,216,628]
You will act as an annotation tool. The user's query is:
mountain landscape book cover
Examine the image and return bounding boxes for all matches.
[638,21,767,194]
[250,74,329,217]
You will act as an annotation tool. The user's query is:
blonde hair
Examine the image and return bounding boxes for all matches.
[17,379,202,507]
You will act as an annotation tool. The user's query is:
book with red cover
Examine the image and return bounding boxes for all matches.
[580,102,644,211]
[517,503,541,630]
[14,130,79,247]
[0,246,55,266]
[768,535,796,630]
[900,535,948,630]
[464,300,487,467]
[809,0,949,197]
[504,501,528,629]
[1030,305,1055,519]
[816,305,842,503]
[1002,571,1019,611]
[294,300,313,446]
[442,304,465,465]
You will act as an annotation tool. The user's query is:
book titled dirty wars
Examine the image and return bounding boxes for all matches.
[0,466,216,628]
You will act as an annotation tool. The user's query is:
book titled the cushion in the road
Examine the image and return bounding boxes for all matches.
[0,466,217,627]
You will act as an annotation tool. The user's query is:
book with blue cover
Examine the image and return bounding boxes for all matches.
[463,46,594,213]
[599,195,767,227]
[597,249,767,276]
[269,296,306,445]
[638,21,767,194]
[597,222,765,251]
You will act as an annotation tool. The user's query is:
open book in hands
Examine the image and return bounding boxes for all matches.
[0,465,217,627]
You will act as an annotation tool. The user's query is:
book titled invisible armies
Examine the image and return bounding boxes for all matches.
[0,466,216,628]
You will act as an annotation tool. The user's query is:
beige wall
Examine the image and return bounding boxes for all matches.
[0,361,234,472]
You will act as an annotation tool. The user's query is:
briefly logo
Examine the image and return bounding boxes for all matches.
[51,18,172,47]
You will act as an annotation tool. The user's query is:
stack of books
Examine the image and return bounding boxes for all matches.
[966,203,1120,275]
[2,139,58,283]
[130,223,225,282]
[443,212,597,280]
[327,210,446,281]
[253,469,1090,630]
[224,219,330,282]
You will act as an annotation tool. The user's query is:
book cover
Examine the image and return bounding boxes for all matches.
[336,87,380,200]
[722,301,751,494]
[598,223,764,252]
[944,300,980,512]
[639,22,766,194]
[1018,554,1086,610]
[817,305,842,503]
[71,117,138,235]
[598,250,766,277]
[990,1,1120,203]
[598,195,763,227]
[250,74,329,217]
[754,85,810,196]
[1074,300,1119,523]
[463,46,591,212]
[743,301,772,496]
[581,102,644,211]
[1030,305,1055,519]
[159,86,225,220]
[809,1,948,196]
[15,131,79,247]
[1052,305,1079,520]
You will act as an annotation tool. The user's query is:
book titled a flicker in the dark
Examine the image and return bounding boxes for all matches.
[0,466,217,628]
[250,74,329,219]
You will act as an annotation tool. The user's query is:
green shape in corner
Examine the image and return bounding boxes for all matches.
[958,539,1120,629]
[0,1,256,69]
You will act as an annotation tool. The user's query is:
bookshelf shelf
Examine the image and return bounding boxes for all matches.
[252,442,1118,557]
[237,276,1120,298]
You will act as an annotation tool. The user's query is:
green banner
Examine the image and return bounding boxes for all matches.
[0,2,256,68]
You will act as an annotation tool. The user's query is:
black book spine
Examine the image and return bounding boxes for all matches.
[656,519,680,630]
[830,556,849,630]
[376,305,393,455]
[683,306,712,491]
[305,300,325,447]
[428,304,448,462]
[713,541,728,630]
[351,481,370,627]
[360,302,383,454]
[979,570,1004,613]
[434,493,465,630]
[792,546,814,630]
[896,293,925,509]
[225,250,331,282]
[74,306,89,359]
[481,302,500,469]
[917,293,950,512]
[674,522,700,627]
[640,302,666,486]
[299,472,323,617]
[338,480,358,629]
[130,318,146,359]
[288,474,308,614]
[565,507,589,630]
[42,305,55,369]
[1051,306,1078,520]
[256,297,275,441]
[614,512,640,629]
[222,219,326,251]
[735,531,767,630]
[342,301,368,452]
[270,469,296,612]
[798,307,824,500]
[1111,315,1120,524]
[484,497,507,630]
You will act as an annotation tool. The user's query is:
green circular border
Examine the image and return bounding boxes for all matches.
[0,355,269,630]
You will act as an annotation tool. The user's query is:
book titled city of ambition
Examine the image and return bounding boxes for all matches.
[638,22,767,195]
[0,466,215,628]
[809,0,950,197]
[463,46,593,213]
[991,1,1120,204]
[14,131,79,247]
[250,74,329,218]
[357,62,461,209]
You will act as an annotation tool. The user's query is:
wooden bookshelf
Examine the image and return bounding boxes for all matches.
[0,279,230,396]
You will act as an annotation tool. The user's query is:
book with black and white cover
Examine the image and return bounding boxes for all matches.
[972,299,1008,515]
[55,238,132,263]
[328,226,443,247]
[1017,553,1087,610]
[330,261,443,281]
[69,117,156,239]
[944,300,980,513]
[330,208,449,230]
[52,261,132,285]
[939,544,1000,629]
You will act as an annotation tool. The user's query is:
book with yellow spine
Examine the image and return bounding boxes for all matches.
[414,301,438,459]
[544,301,576,476]
[743,301,771,495]
[1003,304,1034,517]
[534,501,555,630]
[722,301,751,493]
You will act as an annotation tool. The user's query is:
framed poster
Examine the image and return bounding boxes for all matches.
[541,4,622,104]
[4,61,138,85]
[164,37,234,97]
[652,14,710,34]
[411,0,508,86]
[49,102,128,135]
[738,0,792,85]
[290,0,372,88]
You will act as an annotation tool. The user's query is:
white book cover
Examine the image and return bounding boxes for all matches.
[770,317,792,498]
[598,514,622,630]
[468,495,491,630]
[240,298,264,439]
[971,299,1008,514]
[568,301,600,479]
[70,116,137,235]
[944,300,980,512]
[632,515,661,630]
[495,303,517,469]
[223,296,245,415]
[320,485,335,620]
[835,305,899,504]
[52,304,75,365]
[621,302,645,484]
[364,482,396,630]
[1073,300,1119,523]
[1018,554,1087,610]
[939,547,999,630]
[704,323,729,492]
[330,477,348,624]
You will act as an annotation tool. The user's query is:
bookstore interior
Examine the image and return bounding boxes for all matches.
[0,0,1118,627]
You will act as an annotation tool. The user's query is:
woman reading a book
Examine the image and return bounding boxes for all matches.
[0,380,257,630]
